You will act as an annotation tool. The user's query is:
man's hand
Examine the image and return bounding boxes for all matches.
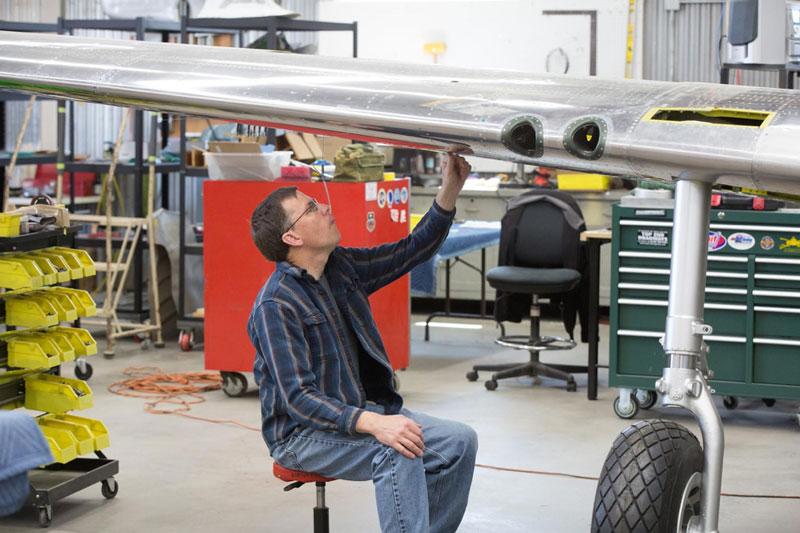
[356,411,424,459]
[436,152,472,211]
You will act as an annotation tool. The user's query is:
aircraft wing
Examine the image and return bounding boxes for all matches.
[1,30,799,195]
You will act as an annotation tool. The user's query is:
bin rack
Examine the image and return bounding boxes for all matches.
[0,218,115,527]
[23,373,92,413]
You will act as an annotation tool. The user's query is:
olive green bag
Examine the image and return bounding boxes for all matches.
[333,143,385,182]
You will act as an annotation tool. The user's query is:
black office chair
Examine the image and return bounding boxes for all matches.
[467,190,587,391]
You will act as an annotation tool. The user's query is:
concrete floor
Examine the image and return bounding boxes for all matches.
[2,315,799,532]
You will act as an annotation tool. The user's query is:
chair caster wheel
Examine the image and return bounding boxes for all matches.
[566,380,577,392]
[485,380,498,391]
[466,370,478,382]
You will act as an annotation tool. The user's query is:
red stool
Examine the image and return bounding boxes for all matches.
[273,463,336,533]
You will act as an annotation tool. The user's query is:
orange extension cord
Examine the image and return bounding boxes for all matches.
[107,366,260,431]
[109,366,800,500]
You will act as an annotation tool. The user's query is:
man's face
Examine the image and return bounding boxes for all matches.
[282,191,341,252]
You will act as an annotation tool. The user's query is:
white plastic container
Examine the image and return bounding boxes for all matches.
[205,151,293,180]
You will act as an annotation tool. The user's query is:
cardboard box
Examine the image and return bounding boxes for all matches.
[276,132,313,161]
[301,133,323,160]
[318,136,350,163]
[207,141,261,153]
[171,117,228,137]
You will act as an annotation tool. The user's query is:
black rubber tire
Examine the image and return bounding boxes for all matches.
[763,398,776,407]
[723,396,738,410]
[638,390,658,410]
[566,380,577,392]
[101,478,118,499]
[591,419,703,533]
[613,395,640,420]
[221,372,248,397]
[38,508,51,528]
[466,370,479,382]
[74,363,93,381]
[485,379,498,391]
[392,372,401,392]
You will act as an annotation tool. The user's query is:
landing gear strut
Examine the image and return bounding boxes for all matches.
[592,180,723,533]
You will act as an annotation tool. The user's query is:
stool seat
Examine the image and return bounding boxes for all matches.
[273,462,336,484]
[487,266,580,294]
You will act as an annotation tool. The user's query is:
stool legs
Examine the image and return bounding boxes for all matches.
[314,482,329,533]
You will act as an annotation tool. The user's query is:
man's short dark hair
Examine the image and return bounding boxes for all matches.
[250,186,298,262]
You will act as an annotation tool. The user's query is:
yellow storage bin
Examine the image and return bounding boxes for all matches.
[0,255,44,289]
[32,290,79,322]
[52,326,97,357]
[37,250,82,280]
[23,373,92,413]
[2,293,59,327]
[49,413,109,451]
[39,425,78,464]
[27,251,71,283]
[38,415,94,456]
[21,254,58,286]
[0,212,23,237]
[50,287,96,317]
[1,332,60,370]
[557,173,611,190]
[50,247,95,277]
[23,331,75,363]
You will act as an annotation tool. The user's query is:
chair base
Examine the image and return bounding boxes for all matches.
[467,334,586,392]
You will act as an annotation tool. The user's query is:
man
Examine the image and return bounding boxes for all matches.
[248,152,478,533]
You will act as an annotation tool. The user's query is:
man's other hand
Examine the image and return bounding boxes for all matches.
[356,411,425,459]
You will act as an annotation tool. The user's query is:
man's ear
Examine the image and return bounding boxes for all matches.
[282,232,302,247]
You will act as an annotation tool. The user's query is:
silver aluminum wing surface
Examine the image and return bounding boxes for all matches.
[0,30,799,195]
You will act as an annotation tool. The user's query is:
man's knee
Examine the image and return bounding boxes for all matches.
[452,423,478,459]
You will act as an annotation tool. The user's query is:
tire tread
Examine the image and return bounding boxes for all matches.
[591,419,701,532]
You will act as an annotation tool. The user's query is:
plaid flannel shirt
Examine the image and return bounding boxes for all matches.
[248,200,455,452]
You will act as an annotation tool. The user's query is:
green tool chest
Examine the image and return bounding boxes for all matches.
[609,201,800,401]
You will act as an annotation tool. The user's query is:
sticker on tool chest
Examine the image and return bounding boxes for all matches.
[637,229,669,247]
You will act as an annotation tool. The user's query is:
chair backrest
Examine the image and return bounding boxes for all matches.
[505,190,585,269]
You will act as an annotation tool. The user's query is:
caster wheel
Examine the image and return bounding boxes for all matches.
[466,370,478,382]
[592,420,702,532]
[38,506,52,528]
[613,394,640,419]
[636,389,658,410]
[74,362,93,381]
[392,372,400,392]
[221,371,248,397]
[101,478,118,499]
[485,380,498,391]
[178,330,194,352]
[763,398,776,407]
[723,396,738,410]
[566,380,577,392]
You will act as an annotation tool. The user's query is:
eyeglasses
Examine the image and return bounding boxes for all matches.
[285,198,319,232]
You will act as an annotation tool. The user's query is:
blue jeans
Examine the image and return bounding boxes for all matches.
[272,405,478,533]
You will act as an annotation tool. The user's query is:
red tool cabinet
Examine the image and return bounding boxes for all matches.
[204,179,411,378]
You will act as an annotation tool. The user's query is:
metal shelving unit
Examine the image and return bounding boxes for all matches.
[0,14,358,349]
